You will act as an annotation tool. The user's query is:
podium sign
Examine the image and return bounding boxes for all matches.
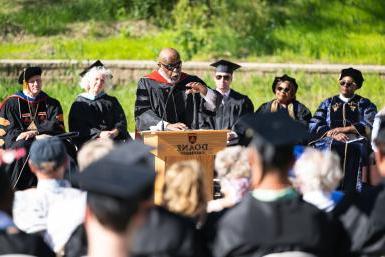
[141,130,228,204]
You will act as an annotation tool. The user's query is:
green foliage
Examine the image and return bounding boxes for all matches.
[0,0,385,63]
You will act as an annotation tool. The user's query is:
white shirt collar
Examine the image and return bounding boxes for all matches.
[37,179,71,190]
[338,94,354,103]
[302,191,335,212]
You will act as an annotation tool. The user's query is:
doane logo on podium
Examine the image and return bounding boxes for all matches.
[176,133,208,155]
[188,133,197,144]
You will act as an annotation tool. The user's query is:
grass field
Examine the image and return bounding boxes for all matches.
[1,0,385,63]
[2,73,384,132]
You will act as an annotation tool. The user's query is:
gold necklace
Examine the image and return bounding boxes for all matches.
[26,101,39,131]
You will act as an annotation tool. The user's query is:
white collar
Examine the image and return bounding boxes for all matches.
[217,89,231,98]
[0,210,14,229]
[37,179,71,190]
[338,94,354,103]
[302,191,335,212]
[79,92,106,101]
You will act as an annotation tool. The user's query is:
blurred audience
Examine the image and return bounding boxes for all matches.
[294,148,344,212]
[208,146,251,212]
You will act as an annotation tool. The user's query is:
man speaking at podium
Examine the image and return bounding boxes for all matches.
[135,48,221,131]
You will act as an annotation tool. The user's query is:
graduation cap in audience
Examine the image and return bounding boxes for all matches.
[241,112,308,147]
[339,67,364,88]
[75,141,155,199]
[210,59,241,74]
[18,66,42,84]
[79,60,105,77]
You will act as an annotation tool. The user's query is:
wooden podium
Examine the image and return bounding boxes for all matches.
[141,130,228,204]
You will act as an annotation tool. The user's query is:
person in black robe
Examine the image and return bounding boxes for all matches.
[309,68,377,192]
[69,60,131,148]
[205,60,254,145]
[135,48,221,132]
[256,74,311,126]
[213,112,350,257]
[0,155,55,257]
[0,67,66,190]
[332,125,385,256]
[131,206,205,257]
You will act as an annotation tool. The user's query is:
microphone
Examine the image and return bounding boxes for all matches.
[161,83,179,131]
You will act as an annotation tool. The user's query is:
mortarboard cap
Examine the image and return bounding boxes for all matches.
[79,60,104,77]
[241,112,308,147]
[210,59,241,74]
[29,136,67,168]
[339,67,364,88]
[75,141,155,199]
[271,74,298,93]
[18,67,42,84]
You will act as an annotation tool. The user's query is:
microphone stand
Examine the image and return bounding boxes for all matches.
[161,83,178,131]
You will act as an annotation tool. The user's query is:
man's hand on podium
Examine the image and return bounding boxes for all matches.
[166,122,188,131]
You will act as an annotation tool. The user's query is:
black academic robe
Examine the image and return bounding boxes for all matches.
[333,183,385,256]
[0,229,55,256]
[68,93,131,148]
[135,71,221,131]
[0,91,65,190]
[213,193,349,257]
[209,89,254,130]
[257,99,312,126]
[131,206,204,257]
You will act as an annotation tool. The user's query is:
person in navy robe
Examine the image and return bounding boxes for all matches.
[256,74,311,126]
[134,48,221,132]
[309,67,377,192]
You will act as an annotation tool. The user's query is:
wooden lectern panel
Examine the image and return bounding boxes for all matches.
[142,130,227,205]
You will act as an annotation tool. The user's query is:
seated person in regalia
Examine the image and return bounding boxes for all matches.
[256,74,312,126]
[309,68,377,192]
[69,60,131,148]
[0,67,66,190]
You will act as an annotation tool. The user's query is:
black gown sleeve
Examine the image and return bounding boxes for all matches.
[69,100,101,145]
[135,78,164,131]
[0,98,24,148]
[36,98,65,135]
[111,97,130,140]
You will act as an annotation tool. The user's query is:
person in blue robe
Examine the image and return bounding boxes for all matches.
[309,68,377,192]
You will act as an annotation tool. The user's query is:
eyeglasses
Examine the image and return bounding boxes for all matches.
[339,80,356,88]
[215,75,231,81]
[276,86,290,93]
[160,61,182,71]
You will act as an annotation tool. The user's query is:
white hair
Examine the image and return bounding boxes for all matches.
[293,148,343,193]
[79,66,113,91]
[215,146,251,180]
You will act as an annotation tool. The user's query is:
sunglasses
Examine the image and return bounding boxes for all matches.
[276,86,290,93]
[215,75,231,81]
[339,80,356,88]
[160,61,182,71]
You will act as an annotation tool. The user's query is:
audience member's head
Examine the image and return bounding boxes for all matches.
[28,136,68,179]
[162,160,207,221]
[242,112,308,189]
[294,148,342,193]
[76,141,155,256]
[79,60,113,94]
[208,146,251,212]
[77,138,115,171]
